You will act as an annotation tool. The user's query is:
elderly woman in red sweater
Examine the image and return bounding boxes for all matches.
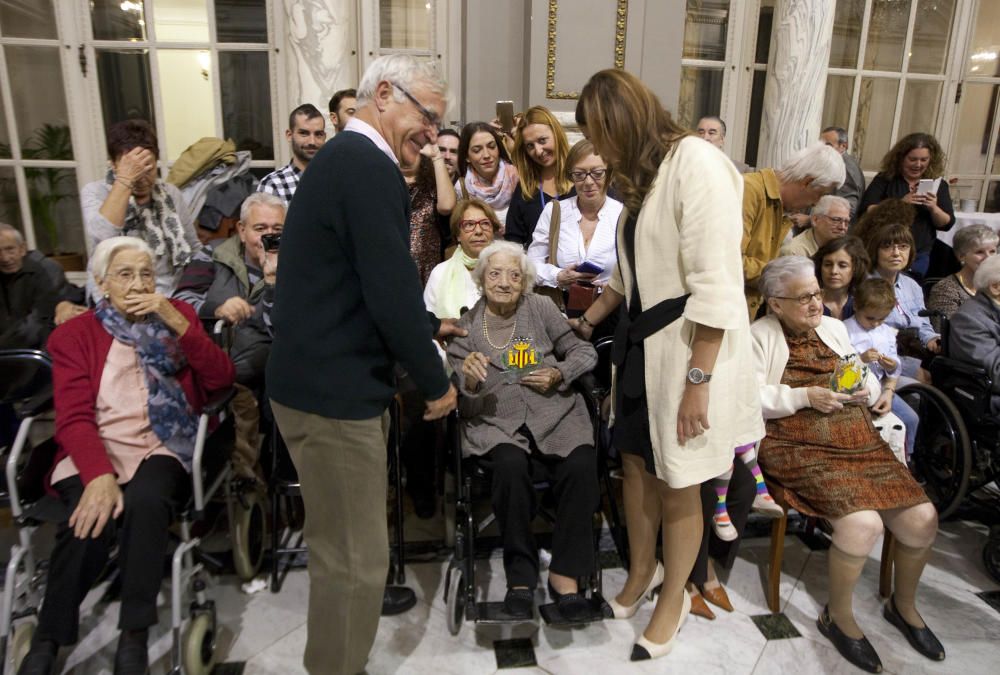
[18,236,234,675]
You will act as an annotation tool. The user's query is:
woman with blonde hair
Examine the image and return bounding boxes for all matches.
[504,106,575,246]
[571,69,763,662]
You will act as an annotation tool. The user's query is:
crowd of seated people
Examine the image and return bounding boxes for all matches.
[6,60,991,673]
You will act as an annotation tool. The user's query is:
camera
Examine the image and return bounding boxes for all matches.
[261,233,281,252]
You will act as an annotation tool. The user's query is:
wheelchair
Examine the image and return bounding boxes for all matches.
[442,366,621,635]
[0,348,238,675]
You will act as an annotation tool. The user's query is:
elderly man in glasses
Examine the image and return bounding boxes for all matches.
[266,54,462,675]
[781,195,853,258]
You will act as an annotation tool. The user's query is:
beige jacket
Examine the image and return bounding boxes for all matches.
[609,137,764,488]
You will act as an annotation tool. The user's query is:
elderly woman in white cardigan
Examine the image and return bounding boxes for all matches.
[750,256,942,673]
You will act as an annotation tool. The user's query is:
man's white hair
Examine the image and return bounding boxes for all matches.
[356,54,448,108]
[89,236,155,282]
[0,222,24,245]
[471,241,537,294]
[812,195,851,218]
[779,141,846,191]
[239,192,286,224]
[973,254,1000,292]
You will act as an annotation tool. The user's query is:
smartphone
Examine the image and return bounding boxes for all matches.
[261,233,281,252]
[575,260,604,276]
[496,100,515,135]
[916,178,938,196]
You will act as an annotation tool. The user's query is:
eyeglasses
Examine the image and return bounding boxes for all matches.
[459,219,493,233]
[879,243,911,252]
[819,215,850,225]
[109,268,155,285]
[774,290,823,305]
[569,168,607,183]
[391,81,441,129]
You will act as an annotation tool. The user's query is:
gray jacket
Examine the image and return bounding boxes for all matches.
[838,153,866,219]
[948,292,1000,408]
[201,235,266,320]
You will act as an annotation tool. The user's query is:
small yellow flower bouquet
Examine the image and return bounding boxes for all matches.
[831,354,868,395]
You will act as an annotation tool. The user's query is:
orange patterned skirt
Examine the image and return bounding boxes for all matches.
[757,330,927,519]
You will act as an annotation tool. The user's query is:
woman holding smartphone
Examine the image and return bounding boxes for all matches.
[859,133,955,279]
[572,70,762,663]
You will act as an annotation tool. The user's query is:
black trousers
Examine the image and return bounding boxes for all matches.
[689,458,755,586]
[480,444,599,589]
[37,456,189,645]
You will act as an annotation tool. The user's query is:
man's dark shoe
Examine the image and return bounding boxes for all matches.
[503,587,534,619]
[381,586,417,616]
[547,580,591,623]
[411,491,436,520]
[883,595,945,661]
[16,636,58,675]
[113,628,149,675]
[817,606,882,673]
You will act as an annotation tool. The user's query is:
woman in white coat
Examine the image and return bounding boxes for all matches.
[573,69,763,662]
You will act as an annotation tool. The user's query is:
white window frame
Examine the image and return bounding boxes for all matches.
[357,0,450,85]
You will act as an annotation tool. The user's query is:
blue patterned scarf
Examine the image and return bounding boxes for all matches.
[95,299,198,469]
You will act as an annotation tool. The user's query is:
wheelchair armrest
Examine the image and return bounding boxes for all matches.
[202,387,237,417]
[14,389,53,419]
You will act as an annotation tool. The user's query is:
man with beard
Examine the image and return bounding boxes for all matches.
[257,104,327,204]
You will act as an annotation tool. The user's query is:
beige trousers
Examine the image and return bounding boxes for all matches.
[271,400,390,675]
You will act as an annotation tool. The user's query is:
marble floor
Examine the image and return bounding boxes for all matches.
[15,514,1000,675]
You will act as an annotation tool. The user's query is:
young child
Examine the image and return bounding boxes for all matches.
[711,443,784,541]
[843,277,919,458]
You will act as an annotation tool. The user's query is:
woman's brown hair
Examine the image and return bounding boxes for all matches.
[449,198,502,243]
[511,106,572,199]
[851,197,915,246]
[457,122,511,180]
[812,235,870,292]
[564,138,614,187]
[575,69,688,213]
[865,222,917,272]
[879,132,946,179]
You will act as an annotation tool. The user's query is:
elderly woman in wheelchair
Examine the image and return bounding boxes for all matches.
[948,255,1000,414]
[18,237,234,675]
[750,257,942,674]
[446,241,599,622]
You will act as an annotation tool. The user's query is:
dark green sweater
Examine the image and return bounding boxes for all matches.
[266,131,449,419]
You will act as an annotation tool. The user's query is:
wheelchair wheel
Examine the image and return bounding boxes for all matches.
[984,526,1000,585]
[183,612,217,675]
[232,489,266,581]
[11,620,35,673]
[897,382,971,519]
[445,567,464,636]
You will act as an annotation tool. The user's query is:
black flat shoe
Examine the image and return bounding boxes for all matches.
[113,629,149,675]
[503,588,534,618]
[547,581,591,623]
[883,595,945,661]
[816,606,882,673]
[381,586,417,616]
[17,637,58,675]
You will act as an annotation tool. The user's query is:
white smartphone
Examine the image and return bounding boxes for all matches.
[916,178,938,196]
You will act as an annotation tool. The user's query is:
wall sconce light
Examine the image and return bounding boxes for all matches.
[197,51,210,81]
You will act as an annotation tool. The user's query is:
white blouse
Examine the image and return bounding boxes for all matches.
[527,195,623,288]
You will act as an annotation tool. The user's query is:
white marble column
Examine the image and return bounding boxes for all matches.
[758,0,836,169]
[281,0,358,127]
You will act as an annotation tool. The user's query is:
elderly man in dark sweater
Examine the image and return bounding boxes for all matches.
[266,55,458,675]
[0,223,58,349]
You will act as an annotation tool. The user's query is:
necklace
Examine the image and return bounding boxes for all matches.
[482,310,517,350]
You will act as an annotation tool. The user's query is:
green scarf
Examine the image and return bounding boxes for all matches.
[434,247,479,319]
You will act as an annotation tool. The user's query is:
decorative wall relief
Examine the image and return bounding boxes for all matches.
[283,0,357,120]
[545,0,629,100]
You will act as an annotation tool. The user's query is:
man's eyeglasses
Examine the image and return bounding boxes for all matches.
[391,81,441,129]
[459,219,493,233]
[569,168,607,183]
[819,214,850,225]
[773,290,823,305]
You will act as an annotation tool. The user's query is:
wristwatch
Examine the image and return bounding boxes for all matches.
[686,367,712,385]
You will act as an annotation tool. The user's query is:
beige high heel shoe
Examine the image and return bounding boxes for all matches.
[607,561,664,619]
[630,588,692,661]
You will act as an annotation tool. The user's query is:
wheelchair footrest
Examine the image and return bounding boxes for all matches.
[475,601,534,623]
[539,594,611,626]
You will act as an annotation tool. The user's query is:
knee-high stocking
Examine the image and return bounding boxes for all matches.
[616,453,663,606]
[828,545,869,639]
[892,542,932,628]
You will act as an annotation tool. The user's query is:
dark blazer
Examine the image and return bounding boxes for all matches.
[1,257,58,349]
[948,292,1000,410]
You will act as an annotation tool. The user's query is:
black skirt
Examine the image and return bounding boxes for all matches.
[612,342,657,475]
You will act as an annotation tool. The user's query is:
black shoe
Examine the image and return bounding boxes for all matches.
[816,606,882,673]
[381,586,417,616]
[411,492,436,520]
[547,580,591,623]
[883,595,945,661]
[503,588,534,618]
[17,637,58,675]
[113,629,149,675]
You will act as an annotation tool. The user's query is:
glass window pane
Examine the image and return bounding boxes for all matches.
[379,0,431,51]
[966,0,1000,76]
[864,0,910,72]
[951,179,983,212]
[830,0,864,68]
[0,166,21,230]
[854,77,899,171]
[157,50,216,161]
[907,0,955,75]
[951,83,997,175]
[822,74,854,132]
[745,70,767,168]
[986,181,1000,213]
[0,92,10,158]
[4,46,73,159]
[683,0,729,61]
[897,80,941,138]
[154,0,209,42]
[219,51,273,160]
[91,0,146,41]
[215,0,267,43]
[27,167,83,255]
[676,67,723,131]
[96,50,156,134]
[754,0,775,64]
[0,0,56,39]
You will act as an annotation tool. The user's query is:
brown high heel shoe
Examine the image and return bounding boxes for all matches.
[689,587,716,620]
[701,583,734,612]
